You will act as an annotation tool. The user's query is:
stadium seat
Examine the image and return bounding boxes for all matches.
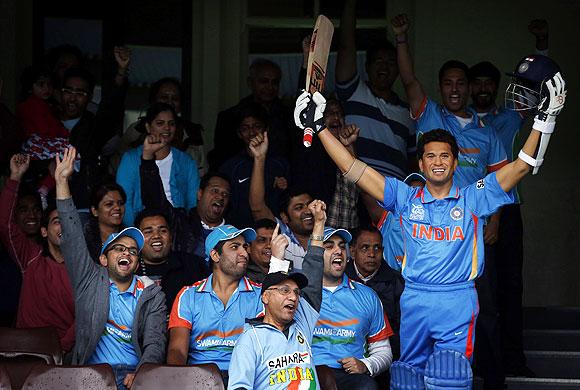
[132,363,225,390]
[21,364,116,389]
[0,327,62,364]
[316,365,338,390]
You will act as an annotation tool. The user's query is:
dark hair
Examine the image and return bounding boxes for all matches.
[278,187,312,217]
[350,225,382,246]
[19,65,54,100]
[438,60,469,84]
[468,61,501,85]
[148,77,182,105]
[134,208,172,231]
[214,240,226,256]
[40,201,58,228]
[141,102,177,126]
[46,44,84,73]
[248,58,281,79]
[237,102,270,129]
[324,97,345,117]
[90,182,127,210]
[200,172,231,190]
[17,187,42,210]
[417,129,459,159]
[253,218,277,231]
[62,67,96,94]
[366,40,397,65]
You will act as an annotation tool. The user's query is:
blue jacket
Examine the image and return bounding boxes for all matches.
[117,146,199,225]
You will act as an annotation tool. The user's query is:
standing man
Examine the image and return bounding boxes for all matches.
[55,147,167,390]
[167,224,265,384]
[294,58,566,388]
[227,200,326,390]
[313,227,394,389]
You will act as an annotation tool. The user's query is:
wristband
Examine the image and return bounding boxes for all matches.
[395,35,407,44]
[310,234,324,241]
[343,159,368,183]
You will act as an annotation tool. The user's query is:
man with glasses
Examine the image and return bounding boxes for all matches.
[55,147,167,390]
[219,103,289,227]
[228,199,326,390]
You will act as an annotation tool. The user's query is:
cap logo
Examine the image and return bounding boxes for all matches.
[518,62,529,74]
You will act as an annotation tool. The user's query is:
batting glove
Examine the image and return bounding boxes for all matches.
[534,72,566,134]
[294,91,326,133]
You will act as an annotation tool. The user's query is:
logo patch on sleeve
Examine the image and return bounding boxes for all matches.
[476,179,485,189]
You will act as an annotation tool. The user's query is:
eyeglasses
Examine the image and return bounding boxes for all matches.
[107,244,139,257]
[61,87,89,97]
[267,286,302,296]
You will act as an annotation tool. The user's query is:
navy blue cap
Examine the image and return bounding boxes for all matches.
[205,225,257,258]
[100,227,145,256]
[261,271,309,295]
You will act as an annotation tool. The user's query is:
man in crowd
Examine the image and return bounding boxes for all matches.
[55,147,166,389]
[313,227,394,389]
[246,218,277,283]
[227,200,326,390]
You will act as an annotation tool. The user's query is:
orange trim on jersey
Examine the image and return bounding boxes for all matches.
[469,214,479,280]
[459,147,480,154]
[376,211,388,229]
[196,327,244,341]
[400,215,408,270]
[168,286,193,329]
[107,319,129,331]
[487,159,508,173]
[316,318,359,327]
[413,96,428,119]
[465,311,476,359]
[367,313,394,343]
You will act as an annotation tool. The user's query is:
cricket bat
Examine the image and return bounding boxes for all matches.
[303,14,334,147]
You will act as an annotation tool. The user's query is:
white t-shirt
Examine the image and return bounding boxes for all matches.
[155,151,174,205]
[455,115,473,129]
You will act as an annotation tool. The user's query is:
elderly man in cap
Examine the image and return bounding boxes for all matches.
[228,200,326,390]
[55,147,166,390]
[167,223,266,384]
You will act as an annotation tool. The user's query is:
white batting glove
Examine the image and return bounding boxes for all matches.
[294,91,327,133]
[534,72,566,134]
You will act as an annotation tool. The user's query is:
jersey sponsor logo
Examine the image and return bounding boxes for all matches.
[312,327,356,338]
[476,179,485,189]
[266,351,311,371]
[268,366,316,388]
[450,206,464,221]
[104,320,132,344]
[238,177,250,183]
[409,204,425,221]
[412,224,465,242]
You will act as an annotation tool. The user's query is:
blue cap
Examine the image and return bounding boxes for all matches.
[205,225,257,258]
[404,172,426,185]
[323,227,352,243]
[100,227,145,256]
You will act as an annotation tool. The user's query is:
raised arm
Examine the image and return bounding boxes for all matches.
[529,19,549,52]
[300,200,326,312]
[140,135,173,213]
[496,72,566,191]
[248,132,276,221]
[391,14,426,116]
[336,0,358,83]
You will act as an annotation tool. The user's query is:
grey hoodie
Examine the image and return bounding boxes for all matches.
[57,198,167,368]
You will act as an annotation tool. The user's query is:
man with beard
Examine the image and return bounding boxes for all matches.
[140,135,231,260]
[134,209,208,310]
[0,154,75,352]
[312,227,393,389]
[167,224,264,385]
[55,147,166,390]
[248,132,314,270]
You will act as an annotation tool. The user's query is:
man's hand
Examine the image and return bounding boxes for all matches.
[294,91,326,134]
[484,219,499,245]
[143,134,168,160]
[391,14,410,36]
[9,154,30,182]
[54,147,77,182]
[123,372,136,389]
[273,176,288,190]
[248,131,268,160]
[528,19,548,39]
[533,72,566,134]
[338,357,369,375]
[308,199,327,227]
[114,46,131,73]
[338,124,360,147]
[271,223,289,259]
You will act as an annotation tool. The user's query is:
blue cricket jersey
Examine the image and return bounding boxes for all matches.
[169,275,263,370]
[312,277,393,368]
[377,210,404,272]
[415,98,508,188]
[379,173,514,285]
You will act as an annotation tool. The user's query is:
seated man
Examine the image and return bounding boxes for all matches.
[0,154,74,352]
[167,224,263,384]
[55,147,167,390]
[246,218,277,283]
[313,227,393,389]
[134,208,209,309]
[228,200,326,390]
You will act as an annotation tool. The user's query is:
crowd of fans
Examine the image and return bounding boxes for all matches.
[0,1,563,389]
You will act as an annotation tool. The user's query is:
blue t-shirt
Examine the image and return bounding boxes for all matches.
[312,277,393,368]
[379,173,514,285]
[168,275,263,370]
[416,98,508,188]
[87,277,142,366]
